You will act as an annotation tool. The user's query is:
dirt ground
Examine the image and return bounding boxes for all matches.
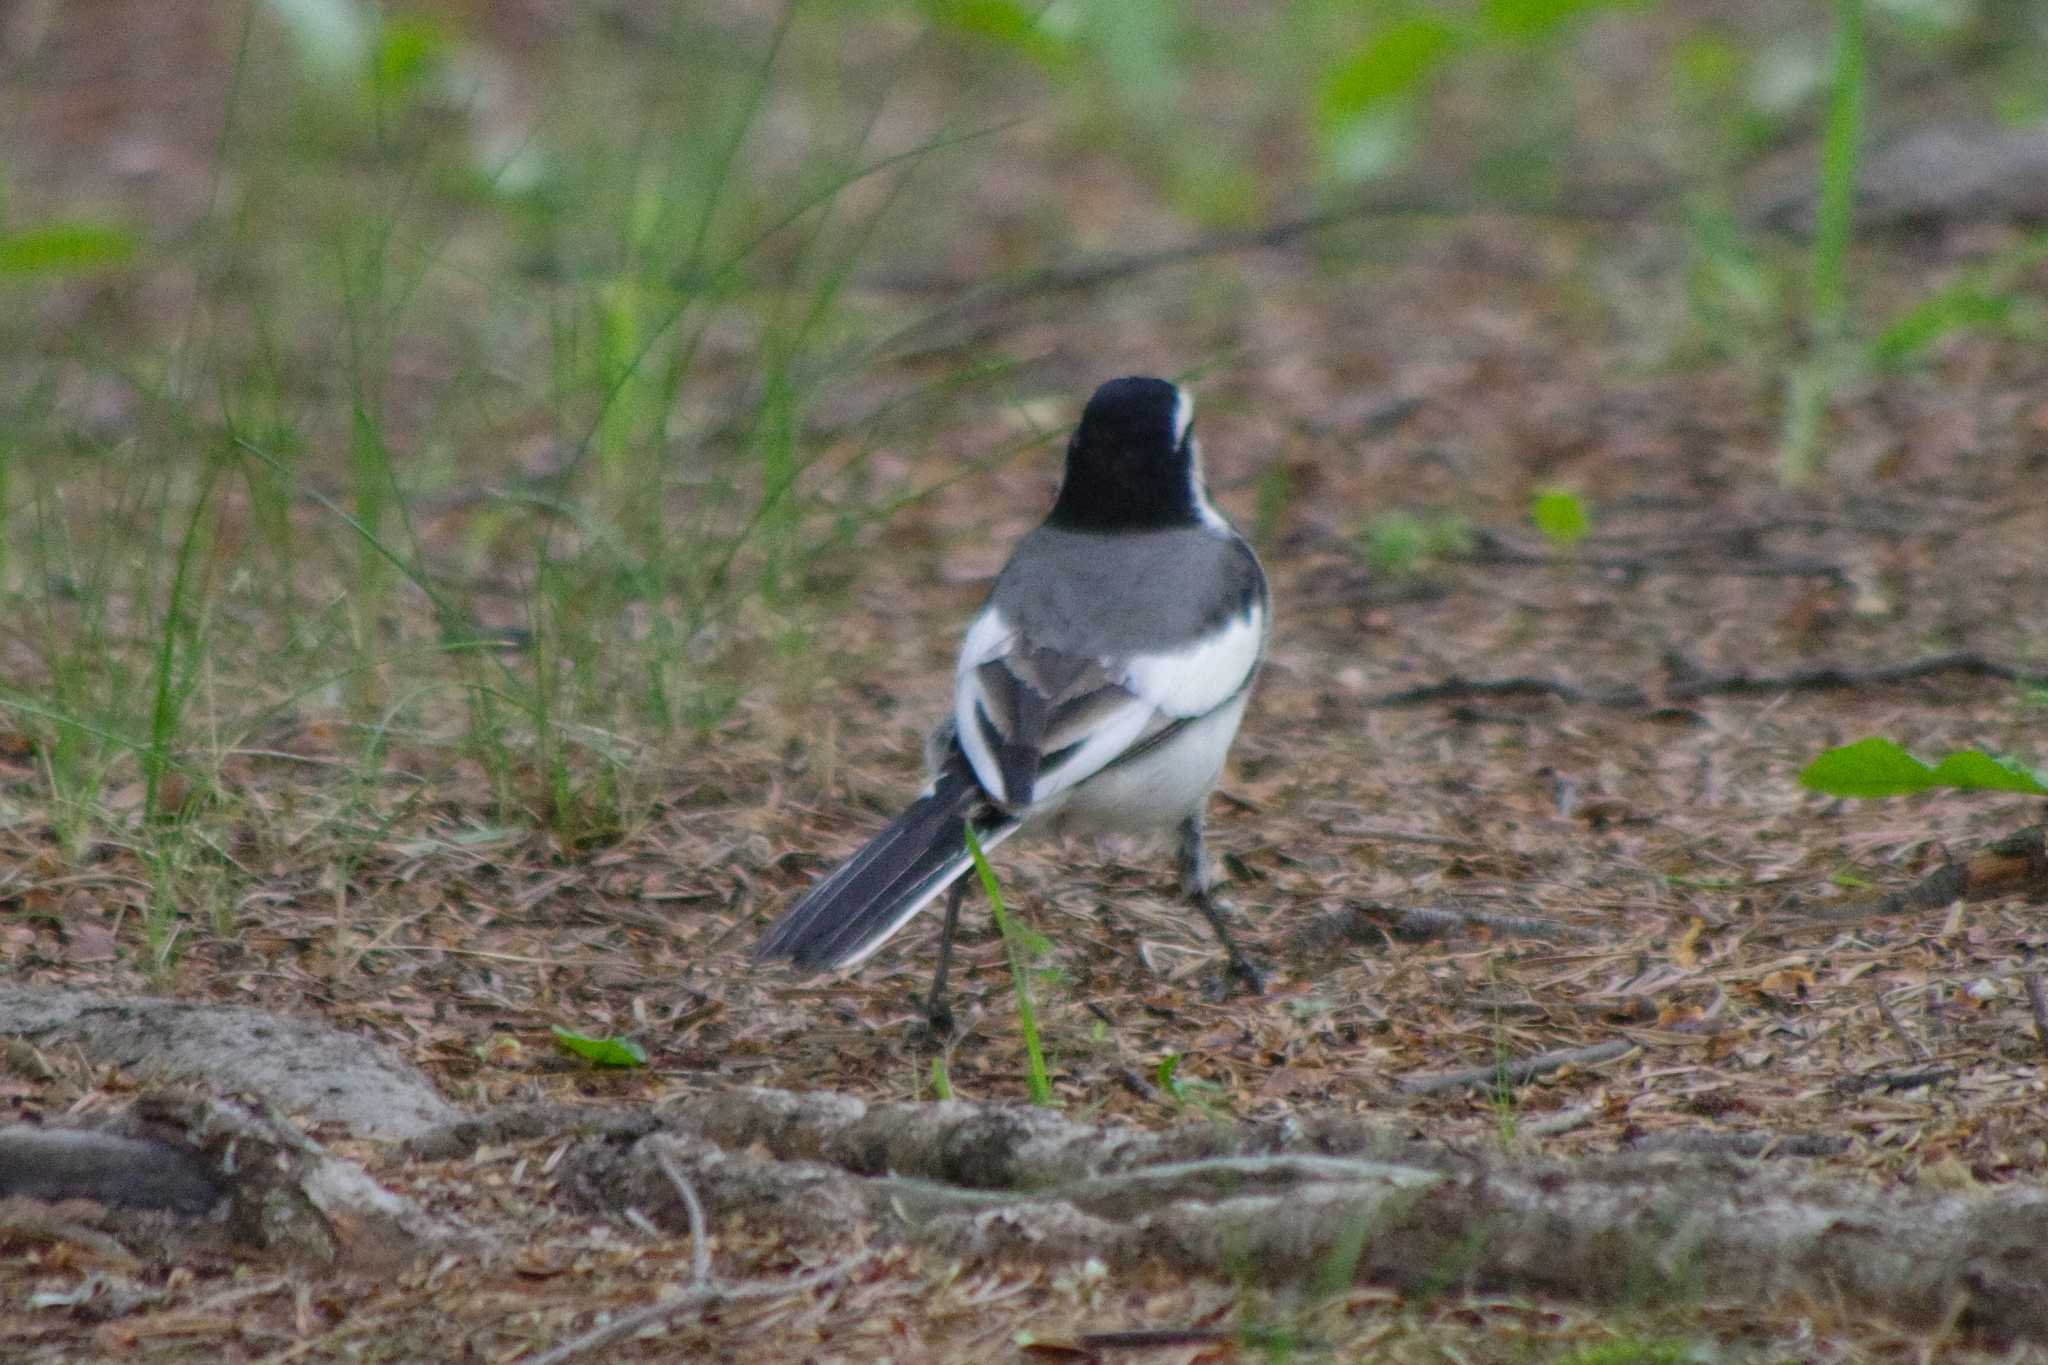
[5,4,2048,1362]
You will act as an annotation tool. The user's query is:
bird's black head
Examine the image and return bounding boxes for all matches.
[1045,376,1204,533]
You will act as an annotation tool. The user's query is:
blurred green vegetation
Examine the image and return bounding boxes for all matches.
[2,0,2046,964]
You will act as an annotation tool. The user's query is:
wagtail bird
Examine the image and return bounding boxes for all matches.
[756,376,1270,1028]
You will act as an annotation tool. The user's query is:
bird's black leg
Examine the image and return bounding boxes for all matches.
[1178,813,1265,995]
[923,877,972,1035]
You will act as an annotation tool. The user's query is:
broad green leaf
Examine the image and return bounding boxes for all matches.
[1315,16,1463,125]
[1530,487,1589,547]
[1801,737,2048,798]
[0,223,138,277]
[1925,750,2048,795]
[1799,737,1936,797]
[551,1026,647,1068]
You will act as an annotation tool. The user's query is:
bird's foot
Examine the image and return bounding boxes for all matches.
[915,993,956,1043]
[1201,953,1266,1001]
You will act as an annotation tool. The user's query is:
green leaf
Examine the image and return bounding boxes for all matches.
[370,14,451,99]
[1799,737,1936,797]
[551,1026,647,1068]
[922,0,1072,70]
[1315,16,1463,125]
[1870,286,2013,368]
[1925,750,2048,795]
[1530,487,1590,547]
[1481,0,1647,41]
[0,222,138,278]
[1800,737,2048,798]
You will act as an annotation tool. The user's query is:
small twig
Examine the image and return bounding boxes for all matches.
[1367,675,1595,709]
[1624,1130,1852,1159]
[872,178,1676,308]
[1321,822,1484,850]
[1468,995,1661,1025]
[1875,993,1932,1063]
[1831,1066,1958,1095]
[1521,1102,1601,1138]
[521,1259,861,1365]
[1292,901,1604,951]
[1071,1327,1330,1352]
[1370,654,2047,712]
[1664,651,2043,699]
[1455,544,1846,584]
[1396,1040,1635,1096]
[647,1138,712,1287]
[2025,973,2048,1061]
[1794,825,2048,925]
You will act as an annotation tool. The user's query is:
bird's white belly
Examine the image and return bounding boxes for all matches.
[1037,691,1250,836]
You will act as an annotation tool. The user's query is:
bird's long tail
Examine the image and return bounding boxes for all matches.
[755,760,1019,970]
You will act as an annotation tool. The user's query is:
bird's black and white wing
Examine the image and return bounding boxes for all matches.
[952,582,1265,814]
[752,748,1020,970]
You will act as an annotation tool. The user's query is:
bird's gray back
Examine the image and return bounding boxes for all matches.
[986,525,1264,660]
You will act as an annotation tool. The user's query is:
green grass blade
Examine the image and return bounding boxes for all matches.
[1809,0,1866,346]
[1779,0,1866,487]
[964,820,1054,1106]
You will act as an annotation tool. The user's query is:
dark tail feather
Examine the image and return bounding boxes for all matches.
[756,765,1017,971]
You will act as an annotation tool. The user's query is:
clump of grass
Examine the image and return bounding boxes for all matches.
[1359,509,1473,578]
[1,4,1014,969]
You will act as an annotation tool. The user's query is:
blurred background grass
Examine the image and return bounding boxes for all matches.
[2,0,2045,966]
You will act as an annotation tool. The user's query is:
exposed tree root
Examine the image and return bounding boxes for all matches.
[546,1086,2048,1342]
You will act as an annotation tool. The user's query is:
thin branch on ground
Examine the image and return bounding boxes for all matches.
[1623,1131,1854,1158]
[2026,973,2048,1061]
[1832,1066,1958,1095]
[1520,1103,1601,1138]
[1875,993,1932,1063]
[1455,543,1847,584]
[871,178,1678,299]
[1367,675,1621,709]
[1791,825,2048,924]
[520,1259,862,1365]
[1468,995,1661,1024]
[1292,901,1605,950]
[1662,651,2046,699]
[648,1138,712,1288]
[1369,654,2045,710]
[1395,1040,1636,1096]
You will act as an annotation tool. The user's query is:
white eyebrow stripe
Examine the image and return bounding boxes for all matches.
[1171,386,1194,447]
